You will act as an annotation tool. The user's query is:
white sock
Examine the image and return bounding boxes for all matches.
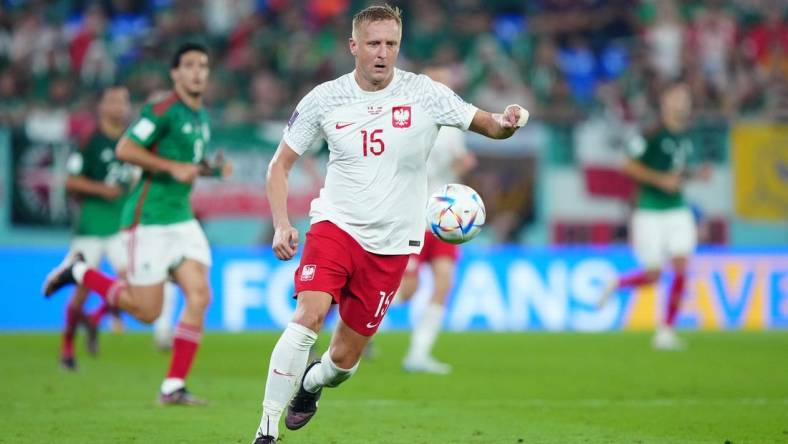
[406,303,445,361]
[257,322,318,439]
[303,349,358,393]
[160,377,184,395]
[72,262,88,284]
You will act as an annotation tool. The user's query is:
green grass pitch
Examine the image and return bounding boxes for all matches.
[1,331,786,443]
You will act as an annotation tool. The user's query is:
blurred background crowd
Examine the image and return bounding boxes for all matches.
[0,0,786,247]
[2,0,787,127]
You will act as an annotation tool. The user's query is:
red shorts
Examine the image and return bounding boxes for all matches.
[294,221,409,336]
[404,231,460,275]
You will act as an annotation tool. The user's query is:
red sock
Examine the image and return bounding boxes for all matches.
[88,304,111,327]
[167,323,202,380]
[83,269,126,306]
[617,271,653,289]
[62,305,82,358]
[665,273,686,326]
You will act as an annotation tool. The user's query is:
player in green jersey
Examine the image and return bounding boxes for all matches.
[43,43,232,404]
[598,82,711,350]
[57,85,136,370]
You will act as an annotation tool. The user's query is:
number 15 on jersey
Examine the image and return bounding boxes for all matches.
[361,129,385,157]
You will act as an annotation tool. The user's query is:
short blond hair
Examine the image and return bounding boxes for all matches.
[351,4,403,39]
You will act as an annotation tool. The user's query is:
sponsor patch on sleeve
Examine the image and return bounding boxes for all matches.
[131,118,156,141]
[65,152,83,175]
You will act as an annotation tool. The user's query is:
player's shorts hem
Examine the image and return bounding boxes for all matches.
[338,313,378,337]
[293,287,340,305]
[126,274,168,286]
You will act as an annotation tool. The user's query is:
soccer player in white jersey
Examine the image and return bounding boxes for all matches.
[251,6,529,443]
[396,66,477,375]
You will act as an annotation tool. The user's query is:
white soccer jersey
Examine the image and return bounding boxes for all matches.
[283,69,478,255]
[426,126,469,196]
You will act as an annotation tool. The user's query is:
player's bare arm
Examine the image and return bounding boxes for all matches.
[469,105,528,140]
[65,175,122,200]
[266,141,301,260]
[116,136,200,184]
[623,158,681,193]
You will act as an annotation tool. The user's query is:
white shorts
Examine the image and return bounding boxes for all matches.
[631,207,697,269]
[124,219,212,286]
[67,233,127,272]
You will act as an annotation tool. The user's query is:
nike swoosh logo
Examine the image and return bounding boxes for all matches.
[335,122,355,129]
[366,321,380,329]
[273,369,295,377]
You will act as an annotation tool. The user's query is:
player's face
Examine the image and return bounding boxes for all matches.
[99,87,130,123]
[171,51,210,97]
[350,19,401,87]
[661,84,692,131]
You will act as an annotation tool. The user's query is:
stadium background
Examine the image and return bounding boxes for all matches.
[0,0,786,332]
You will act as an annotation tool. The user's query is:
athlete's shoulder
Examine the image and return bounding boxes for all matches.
[310,73,354,99]
[146,91,180,117]
[397,68,423,84]
[397,70,461,103]
[78,128,101,150]
[297,73,356,116]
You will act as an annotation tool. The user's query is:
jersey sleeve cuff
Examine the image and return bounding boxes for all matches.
[282,133,308,156]
[461,105,479,131]
[126,133,151,148]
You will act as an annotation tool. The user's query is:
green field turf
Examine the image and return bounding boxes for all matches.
[1,331,786,444]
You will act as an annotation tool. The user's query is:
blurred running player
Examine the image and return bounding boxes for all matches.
[58,85,136,370]
[250,5,528,443]
[43,43,232,404]
[397,66,477,375]
[598,81,710,350]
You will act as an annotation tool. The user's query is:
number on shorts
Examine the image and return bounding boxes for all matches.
[373,290,395,319]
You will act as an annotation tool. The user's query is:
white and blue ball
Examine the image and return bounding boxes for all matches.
[426,183,486,245]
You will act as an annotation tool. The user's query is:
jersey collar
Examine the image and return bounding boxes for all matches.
[351,69,399,96]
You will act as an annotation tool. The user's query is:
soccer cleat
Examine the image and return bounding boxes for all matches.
[285,360,322,430]
[158,387,207,406]
[596,279,619,309]
[652,328,686,351]
[60,356,77,371]
[252,435,276,444]
[42,253,84,298]
[403,356,452,375]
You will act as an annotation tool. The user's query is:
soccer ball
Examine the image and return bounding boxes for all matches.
[426,183,486,245]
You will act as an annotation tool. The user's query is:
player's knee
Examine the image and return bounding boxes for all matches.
[644,269,661,283]
[186,285,212,312]
[398,278,418,301]
[292,310,324,332]
[671,258,689,275]
[136,306,162,324]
